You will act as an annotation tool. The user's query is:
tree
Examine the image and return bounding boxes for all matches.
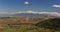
[35,18,60,30]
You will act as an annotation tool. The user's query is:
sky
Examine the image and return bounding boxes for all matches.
[0,0,60,12]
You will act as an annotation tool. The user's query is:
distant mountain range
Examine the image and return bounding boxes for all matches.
[12,13,48,16]
[11,13,60,18]
[0,11,60,18]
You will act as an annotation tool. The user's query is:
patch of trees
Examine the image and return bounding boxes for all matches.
[35,18,60,30]
[0,17,10,19]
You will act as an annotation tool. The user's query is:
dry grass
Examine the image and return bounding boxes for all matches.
[0,16,59,32]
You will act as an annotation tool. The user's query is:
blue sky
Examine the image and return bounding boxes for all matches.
[0,0,60,12]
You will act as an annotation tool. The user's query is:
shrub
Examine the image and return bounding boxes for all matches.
[35,18,60,30]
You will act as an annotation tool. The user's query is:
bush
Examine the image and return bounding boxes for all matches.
[35,18,60,30]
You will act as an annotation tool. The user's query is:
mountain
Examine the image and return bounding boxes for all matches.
[11,13,60,18]
[12,13,48,16]
[0,11,60,18]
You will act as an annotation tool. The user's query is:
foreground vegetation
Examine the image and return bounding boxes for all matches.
[0,16,60,32]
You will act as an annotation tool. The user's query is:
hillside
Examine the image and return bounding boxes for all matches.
[0,16,60,32]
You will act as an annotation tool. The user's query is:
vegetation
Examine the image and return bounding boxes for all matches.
[36,18,60,31]
[0,16,60,32]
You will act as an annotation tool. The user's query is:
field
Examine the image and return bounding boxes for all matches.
[0,16,60,32]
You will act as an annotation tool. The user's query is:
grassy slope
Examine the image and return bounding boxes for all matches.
[0,16,60,32]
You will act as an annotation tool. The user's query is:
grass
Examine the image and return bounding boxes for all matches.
[0,24,59,32]
[0,25,37,32]
[0,17,60,32]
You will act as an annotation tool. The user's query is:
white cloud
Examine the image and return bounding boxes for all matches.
[0,11,60,17]
[53,5,60,8]
[14,11,60,16]
[24,2,29,4]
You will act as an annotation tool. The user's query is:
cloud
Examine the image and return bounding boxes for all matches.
[53,5,60,8]
[0,11,60,17]
[14,11,60,16]
[39,12,60,16]
[24,2,29,4]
